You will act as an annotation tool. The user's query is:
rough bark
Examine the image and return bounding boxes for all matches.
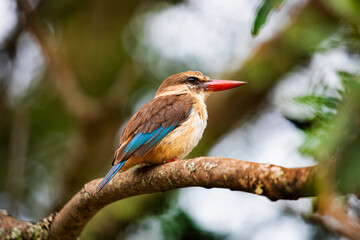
[0,157,317,240]
[0,210,54,239]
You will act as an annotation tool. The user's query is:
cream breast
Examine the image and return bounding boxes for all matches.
[143,94,208,163]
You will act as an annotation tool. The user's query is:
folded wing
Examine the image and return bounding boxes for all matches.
[112,94,194,165]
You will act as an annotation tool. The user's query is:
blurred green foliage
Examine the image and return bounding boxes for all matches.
[295,86,343,157]
[332,72,360,194]
[292,70,360,193]
[251,0,285,36]
[0,0,360,239]
[160,208,226,240]
[253,0,360,196]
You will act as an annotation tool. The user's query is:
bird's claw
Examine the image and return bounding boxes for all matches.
[164,158,179,163]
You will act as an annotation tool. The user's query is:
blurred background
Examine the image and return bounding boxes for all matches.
[0,0,360,239]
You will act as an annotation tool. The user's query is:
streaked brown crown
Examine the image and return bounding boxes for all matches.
[156,71,210,95]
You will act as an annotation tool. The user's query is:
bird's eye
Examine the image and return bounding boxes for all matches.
[186,77,198,84]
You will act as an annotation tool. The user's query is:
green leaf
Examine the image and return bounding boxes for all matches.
[251,0,284,36]
[294,94,342,157]
[296,95,340,109]
[337,70,358,85]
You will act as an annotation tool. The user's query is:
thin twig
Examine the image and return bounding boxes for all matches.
[16,0,100,120]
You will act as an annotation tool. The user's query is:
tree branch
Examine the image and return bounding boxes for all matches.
[0,210,55,239]
[0,157,317,239]
[51,157,316,239]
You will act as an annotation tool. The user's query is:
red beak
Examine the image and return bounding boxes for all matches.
[204,79,247,91]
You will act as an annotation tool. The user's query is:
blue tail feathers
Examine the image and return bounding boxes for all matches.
[96,161,125,192]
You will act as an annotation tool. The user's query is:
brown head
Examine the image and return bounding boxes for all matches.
[155,71,247,99]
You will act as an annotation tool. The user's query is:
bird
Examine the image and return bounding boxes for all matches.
[96,71,247,192]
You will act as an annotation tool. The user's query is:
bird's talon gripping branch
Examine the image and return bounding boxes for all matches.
[165,158,179,163]
[96,71,247,192]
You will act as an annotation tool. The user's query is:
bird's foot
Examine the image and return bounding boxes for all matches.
[164,158,179,163]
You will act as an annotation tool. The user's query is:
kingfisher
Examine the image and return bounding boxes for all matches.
[96,71,246,192]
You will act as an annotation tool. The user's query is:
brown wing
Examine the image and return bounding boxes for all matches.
[112,94,194,165]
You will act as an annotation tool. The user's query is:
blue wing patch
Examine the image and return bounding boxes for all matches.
[124,123,178,157]
[125,107,192,156]
[125,127,162,154]
[96,107,192,193]
[188,106,193,116]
